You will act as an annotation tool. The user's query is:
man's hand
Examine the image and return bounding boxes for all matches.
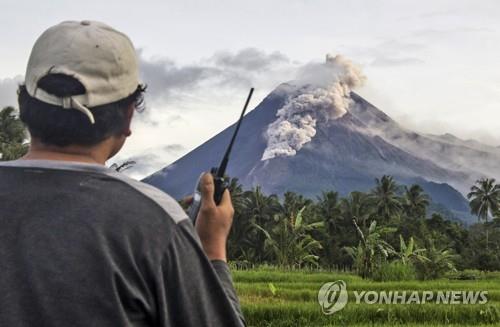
[195,173,234,262]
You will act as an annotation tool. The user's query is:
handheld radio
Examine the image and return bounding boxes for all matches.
[188,88,254,224]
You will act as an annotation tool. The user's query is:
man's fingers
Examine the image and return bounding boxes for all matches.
[199,173,216,207]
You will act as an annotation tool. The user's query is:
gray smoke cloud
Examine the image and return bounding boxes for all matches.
[261,54,366,160]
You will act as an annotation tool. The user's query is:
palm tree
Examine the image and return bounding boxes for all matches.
[317,191,341,218]
[226,178,248,261]
[256,206,323,268]
[344,219,396,278]
[414,242,457,280]
[235,186,281,262]
[227,177,245,213]
[315,191,341,266]
[397,235,429,265]
[281,191,312,221]
[0,106,28,160]
[467,178,500,249]
[370,175,402,222]
[402,184,430,219]
[340,191,373,230]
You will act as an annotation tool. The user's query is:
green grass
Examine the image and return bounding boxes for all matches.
[234,268,500,326]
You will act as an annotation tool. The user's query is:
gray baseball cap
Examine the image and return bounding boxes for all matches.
[25,20,140,124]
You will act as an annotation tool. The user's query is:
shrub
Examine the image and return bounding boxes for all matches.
[414,246,457,280]
[446,269,485,280]
[372,261,417,282]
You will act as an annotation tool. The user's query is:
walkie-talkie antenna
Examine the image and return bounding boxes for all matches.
[216,87,254,178]
[188,88,254,223]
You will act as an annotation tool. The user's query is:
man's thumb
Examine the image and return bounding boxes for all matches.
[199,173,215,206]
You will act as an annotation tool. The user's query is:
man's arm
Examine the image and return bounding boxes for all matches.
[211,260,243,321]
[157,173,244,326]
[158,219,244,327]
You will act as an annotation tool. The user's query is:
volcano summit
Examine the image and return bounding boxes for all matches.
[142,56,500,224]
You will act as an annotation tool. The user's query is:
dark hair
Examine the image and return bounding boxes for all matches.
[18,74,146,147]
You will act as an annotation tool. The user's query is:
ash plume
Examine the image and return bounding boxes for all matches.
[261,54,365,160]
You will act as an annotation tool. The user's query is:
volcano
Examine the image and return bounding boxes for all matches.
[142,83,500,224]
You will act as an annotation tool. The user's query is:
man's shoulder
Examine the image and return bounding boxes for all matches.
[106,170,189,225]
[0,159,189,225]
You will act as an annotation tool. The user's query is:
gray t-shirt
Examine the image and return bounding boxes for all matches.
[0,160,245,327]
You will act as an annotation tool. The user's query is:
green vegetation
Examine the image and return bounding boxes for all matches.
[234,268,500,326]
[227,176,500,276]
[0,106,28,160]
[227,176,500,325]
[372,261,416,282]
[468,178,500,250]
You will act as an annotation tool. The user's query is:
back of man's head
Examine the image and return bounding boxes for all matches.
[18,20,145,147]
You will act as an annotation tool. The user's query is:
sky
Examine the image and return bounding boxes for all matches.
[1,0,500,177]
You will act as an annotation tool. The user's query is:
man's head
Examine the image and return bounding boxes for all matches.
[18,20,145,161]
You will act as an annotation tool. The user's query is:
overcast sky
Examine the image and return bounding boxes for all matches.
[1,0,500,176]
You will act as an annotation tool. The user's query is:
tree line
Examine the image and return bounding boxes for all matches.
[225,175,500,279]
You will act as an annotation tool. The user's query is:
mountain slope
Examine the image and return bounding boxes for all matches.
[349,93,500,193]
[142,83,481,223]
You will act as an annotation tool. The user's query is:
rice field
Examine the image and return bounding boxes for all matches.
[233,268,500,326]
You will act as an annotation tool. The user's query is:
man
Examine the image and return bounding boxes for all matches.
[0,21,245,326]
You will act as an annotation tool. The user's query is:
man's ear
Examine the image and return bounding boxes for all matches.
[123,104,135,137]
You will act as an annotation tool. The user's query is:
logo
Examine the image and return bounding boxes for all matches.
[317,280,348,315]
[318,280,488,315]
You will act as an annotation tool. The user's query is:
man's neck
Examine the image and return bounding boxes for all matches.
[22,150,104,165]
[22,139,112,165]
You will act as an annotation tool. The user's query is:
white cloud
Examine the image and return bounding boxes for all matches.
[0,76,22,109]
[2,0,500,176]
